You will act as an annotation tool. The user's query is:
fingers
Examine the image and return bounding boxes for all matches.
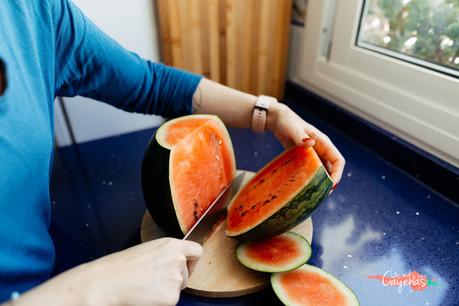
[301,137,316,147]
[167,239,202,288]
[274,129,315,149]
[323,159,333,174]
[286,122,316,148]
[175,240,203,260]
[158,238,202,260]
[274,130,295,148]
[179,255,189,290]
[319,142,345,186]
[308,129,345,186]
[161,239,200,290]
[329,153,345,186]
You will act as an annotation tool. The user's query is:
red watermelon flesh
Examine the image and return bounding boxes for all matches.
[246,235,299,265]
[271,264,359,306]
[236,232,312,273]
[169,119,235,232]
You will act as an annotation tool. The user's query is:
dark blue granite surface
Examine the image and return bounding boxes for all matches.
[50,108,459,306]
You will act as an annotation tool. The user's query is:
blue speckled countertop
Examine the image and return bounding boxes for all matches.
[51,106,459,306]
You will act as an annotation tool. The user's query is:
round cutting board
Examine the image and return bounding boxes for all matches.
[140,170,313,298]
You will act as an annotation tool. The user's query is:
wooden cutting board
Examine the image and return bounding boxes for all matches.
[140,170,313,298]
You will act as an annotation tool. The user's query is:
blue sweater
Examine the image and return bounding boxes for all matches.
[0,0,201,301]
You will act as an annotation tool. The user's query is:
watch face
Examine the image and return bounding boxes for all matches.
[0,58,7,96]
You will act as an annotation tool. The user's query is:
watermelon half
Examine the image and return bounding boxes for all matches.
[141,115,236,237]
[236,232,312,273]
[271,264,359,306]
[226,146,333,241]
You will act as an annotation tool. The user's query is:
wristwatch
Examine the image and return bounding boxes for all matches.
[251,95,277,133]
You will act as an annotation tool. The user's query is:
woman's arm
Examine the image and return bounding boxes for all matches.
[192,78,345,186]
[52,0,202,117]
[191,79,256,128]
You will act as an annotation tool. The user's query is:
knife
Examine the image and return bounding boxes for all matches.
[183,172,245,243]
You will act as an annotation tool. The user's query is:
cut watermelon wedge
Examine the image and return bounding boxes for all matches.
[226,146,333,241]
[142,115,236,237]
[236,232,311,273]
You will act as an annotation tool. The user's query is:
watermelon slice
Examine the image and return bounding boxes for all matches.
[142,115,236,237]
[236,232,311,273]
[226,146,332,241]
[271,264,359,306]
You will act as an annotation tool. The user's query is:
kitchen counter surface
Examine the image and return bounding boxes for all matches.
[51,102,459,306]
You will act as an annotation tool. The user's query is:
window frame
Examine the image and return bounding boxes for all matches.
[292,0,459,167]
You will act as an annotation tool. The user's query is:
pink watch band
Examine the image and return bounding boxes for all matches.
[251,95,277,133]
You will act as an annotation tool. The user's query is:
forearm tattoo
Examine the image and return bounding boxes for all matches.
[192,87,203,113]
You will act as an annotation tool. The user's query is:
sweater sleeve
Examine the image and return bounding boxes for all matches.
[52,0,202,117]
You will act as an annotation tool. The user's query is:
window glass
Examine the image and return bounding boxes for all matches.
[357,0,459,76]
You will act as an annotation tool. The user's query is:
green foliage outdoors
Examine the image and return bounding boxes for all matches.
[360,0,459,71]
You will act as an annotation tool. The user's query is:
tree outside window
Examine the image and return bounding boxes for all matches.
[359,0,459,72]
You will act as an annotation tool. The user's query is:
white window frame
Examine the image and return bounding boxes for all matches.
[291,0,459,167]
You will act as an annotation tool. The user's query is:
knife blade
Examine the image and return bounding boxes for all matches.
[183,172,245,243]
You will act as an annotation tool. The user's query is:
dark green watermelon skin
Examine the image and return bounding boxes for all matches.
[232,167,332,241]
[141,132,184,238]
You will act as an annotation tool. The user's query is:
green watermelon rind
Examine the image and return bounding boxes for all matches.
[228,166,332,241]
[271,264,360,306]
[142,127,183,238]
[236,232,312,273]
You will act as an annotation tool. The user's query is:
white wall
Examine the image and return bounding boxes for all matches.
[54,0,165,146]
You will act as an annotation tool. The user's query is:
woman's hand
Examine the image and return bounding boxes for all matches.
[11,238,202,306]
[191,79,344,187]
[84,238,202,306]
[267,103,345,187]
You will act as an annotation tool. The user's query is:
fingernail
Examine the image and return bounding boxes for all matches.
[302,137,312,142]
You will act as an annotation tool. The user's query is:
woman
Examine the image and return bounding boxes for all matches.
[0,0,344,305]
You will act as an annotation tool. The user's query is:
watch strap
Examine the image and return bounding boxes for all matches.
[251,95,277,133]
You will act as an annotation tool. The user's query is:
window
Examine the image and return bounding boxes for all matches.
[292,0,459,167]
[358,0,459,78]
